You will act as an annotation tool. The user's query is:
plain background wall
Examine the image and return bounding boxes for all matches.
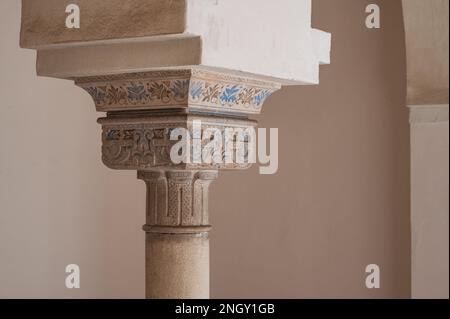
[0,0,411,298]
[403,0,449,298]
[411,120,449,298]
[402,0,449,105]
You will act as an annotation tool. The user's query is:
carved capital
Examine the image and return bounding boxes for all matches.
[98,114,257,171]
[139,170,218,234]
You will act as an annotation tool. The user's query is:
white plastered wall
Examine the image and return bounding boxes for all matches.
[186,0,331,84]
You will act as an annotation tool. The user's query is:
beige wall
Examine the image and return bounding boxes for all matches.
[403,0,449,299]
[402,0,449,105]
[0,0,411,298]
[410,116,449,299]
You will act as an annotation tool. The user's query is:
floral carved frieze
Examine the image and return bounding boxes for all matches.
[99,115,257,171]
[102,126,175,169]
[76,69,281,115]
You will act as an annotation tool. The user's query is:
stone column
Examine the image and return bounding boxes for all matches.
[20,0,330,299]
[80,70,279,298]
[139,170,217,299]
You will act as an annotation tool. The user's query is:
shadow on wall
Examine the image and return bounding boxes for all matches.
[210,0,410,299]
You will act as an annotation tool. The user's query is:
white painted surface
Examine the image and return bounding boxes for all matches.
[186,0,331,84]
[25,0,330,85]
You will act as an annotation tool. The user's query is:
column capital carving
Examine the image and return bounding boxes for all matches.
[138,170,218,233]
[78,69,279,172]
[99,113,257,171]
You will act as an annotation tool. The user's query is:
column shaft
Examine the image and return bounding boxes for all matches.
[139,170,218,299]
[145,231,209,299]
